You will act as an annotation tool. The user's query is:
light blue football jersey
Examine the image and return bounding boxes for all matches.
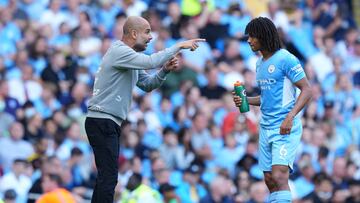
[256,49,305,129]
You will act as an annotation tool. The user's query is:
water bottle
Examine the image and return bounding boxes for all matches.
[234,81,250,113]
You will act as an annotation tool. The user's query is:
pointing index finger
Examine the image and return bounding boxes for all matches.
[193,38,206,42]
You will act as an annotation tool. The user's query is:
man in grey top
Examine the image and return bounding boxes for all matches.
[85,16,205,203]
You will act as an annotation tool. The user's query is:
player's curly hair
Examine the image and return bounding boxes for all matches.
[245,17,282,53]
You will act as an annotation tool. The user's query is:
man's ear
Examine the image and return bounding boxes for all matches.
[131,30,137,40]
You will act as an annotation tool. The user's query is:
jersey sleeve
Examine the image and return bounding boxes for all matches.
[283,54,306,83]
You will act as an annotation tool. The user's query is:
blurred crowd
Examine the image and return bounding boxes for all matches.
[0,0,360,202]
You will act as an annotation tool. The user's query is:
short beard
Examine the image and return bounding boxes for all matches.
[133,43,145,52]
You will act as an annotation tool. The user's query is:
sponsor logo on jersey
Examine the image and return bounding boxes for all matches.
[257,78,277,90]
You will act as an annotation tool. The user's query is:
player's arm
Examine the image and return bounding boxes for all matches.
[287,77,312,119]
[232,94,261,107]
[279,77,312,135]
[248,96,261,106]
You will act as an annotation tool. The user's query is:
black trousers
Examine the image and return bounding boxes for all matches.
[85,117,121,203]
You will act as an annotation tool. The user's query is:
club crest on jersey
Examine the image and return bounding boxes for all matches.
[268,65,275,73]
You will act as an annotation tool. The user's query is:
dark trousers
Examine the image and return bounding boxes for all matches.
[85,117,121,203]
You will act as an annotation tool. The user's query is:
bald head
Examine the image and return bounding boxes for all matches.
[122,16,153,52]
[123,16,150,36]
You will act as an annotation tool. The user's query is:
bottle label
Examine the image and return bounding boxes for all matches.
[242,89,247,97]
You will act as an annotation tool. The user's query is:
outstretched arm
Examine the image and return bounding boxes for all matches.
[112,39,205,70]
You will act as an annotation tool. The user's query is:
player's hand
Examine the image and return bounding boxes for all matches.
[164,56,179,72]
[232,91,242,107]
[280,115,294,135]
[178,38,206,51]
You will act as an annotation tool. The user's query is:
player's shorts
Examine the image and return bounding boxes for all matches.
[258,119,302,172]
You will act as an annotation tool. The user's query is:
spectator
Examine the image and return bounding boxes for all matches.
[332,187,350,203]
[345,37,360,73]
[334,27,358,60]
[190,111,212,160]
[155,97,174,127]
[121,0,148,17]
[33,83,61,119]
[56,122,91,161]
[263,1,290,32]
[49,22,72,52]
[175,164,207,203]
[199,8,229,49]
[323,3,356,41]
[41,51,75,89]
[2,189,17,203]
[322,56,345,94]
[163,2,188,40]
[8,63,43,105]
[6,49,29,81]
[159,183,180,203]
[0,96,14,137]
[0,122,34,172]
[0,159,32,202]
[27,156,63,203]
[207,123,224,159]
[120,173,162,203]
[28,36,49,76]
[200,176,234,203]
[234,170,251,202]
[39,0,67,34]
[176,127,195,170]
[96,0,121,35]
[200,66,227,101]
[0,80,21,118]
[66,81,89,115]
[36,173,77,203]
[24,113,44,143]
[302,172,334,202]
[160,53,198,98]
[65,147,85,188]
[179,23,212,72]
[76,21,102,57]
[215,134,245,177]
[247,181,269,203]
[293,154,315,199]
[159,127,183,169]
[150,157,171,189]
[346,179,360,203]
[287,9,318,60]
[63,0,81,30]
[331,156,348,189]
[0,7,21,48]
[309,35,335,82]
